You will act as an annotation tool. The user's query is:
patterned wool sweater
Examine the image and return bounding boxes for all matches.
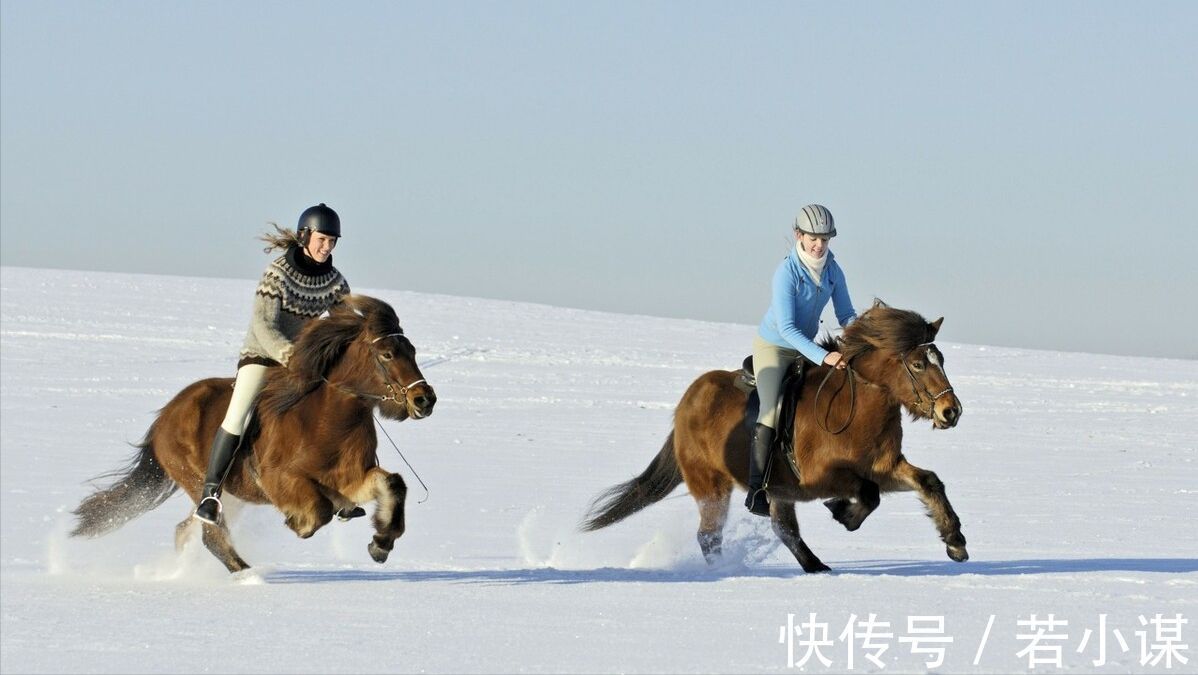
[237,246,351,368]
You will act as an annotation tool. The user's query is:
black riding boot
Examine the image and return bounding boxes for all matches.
[744,423,775,517]
[193,428,241,524]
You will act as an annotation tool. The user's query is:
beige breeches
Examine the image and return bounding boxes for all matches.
[219,364,270,435]
[752,335,802,429]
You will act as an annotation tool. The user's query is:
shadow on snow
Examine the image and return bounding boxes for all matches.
[257,557,1198,585]
[834,557,1198,576]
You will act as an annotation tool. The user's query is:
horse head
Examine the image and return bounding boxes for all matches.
[840,299,962,429]
[338,295,437,421]
[281,294,436,421]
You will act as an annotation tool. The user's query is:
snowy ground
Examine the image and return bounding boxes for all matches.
[1,266,1195,674]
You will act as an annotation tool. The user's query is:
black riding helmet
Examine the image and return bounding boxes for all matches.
[297,203,341,241]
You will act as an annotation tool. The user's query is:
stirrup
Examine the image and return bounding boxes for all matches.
[193,495,223,524]
[745,487,771,517]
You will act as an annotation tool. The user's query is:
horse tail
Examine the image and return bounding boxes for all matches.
[70,422,178,538]
[582,430,683,531]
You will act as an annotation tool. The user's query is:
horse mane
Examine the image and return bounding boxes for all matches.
[259,294,403,416]
[832,299,937,361]
[817,334,839,354]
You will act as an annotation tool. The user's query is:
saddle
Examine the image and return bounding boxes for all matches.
[739,355,808,483]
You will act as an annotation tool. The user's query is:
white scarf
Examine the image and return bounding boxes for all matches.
[796,241,827,287]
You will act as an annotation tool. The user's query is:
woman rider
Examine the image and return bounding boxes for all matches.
[746,204,857,516]
[193,203,352,524]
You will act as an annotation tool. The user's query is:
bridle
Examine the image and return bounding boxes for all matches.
[814,342,957,433]
[900,342,956,418]
[318,330,434,500]
[322,331,429,417]
[370,332,428,414]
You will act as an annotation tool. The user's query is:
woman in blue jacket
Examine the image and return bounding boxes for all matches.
[746,204,857,516]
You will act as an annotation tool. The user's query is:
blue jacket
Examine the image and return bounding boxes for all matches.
[758,248,857,365]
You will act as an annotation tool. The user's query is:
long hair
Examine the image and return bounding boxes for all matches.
[260,223,304,253]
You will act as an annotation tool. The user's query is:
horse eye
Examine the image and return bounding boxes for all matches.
[380,351,393,361]
[911,360,925,371]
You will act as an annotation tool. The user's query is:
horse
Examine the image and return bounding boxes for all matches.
[582,300,967,573]
[70,294,437,573]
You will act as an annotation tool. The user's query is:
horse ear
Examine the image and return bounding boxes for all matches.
[872,298,889,310]
[929,317,943,339]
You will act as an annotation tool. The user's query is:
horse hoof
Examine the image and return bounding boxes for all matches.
[284,516,317,539]
[824,498,860,531]
[368,541,390,564]
[947,546,969,562]
[803,562,832,574]
[823,498,848,515]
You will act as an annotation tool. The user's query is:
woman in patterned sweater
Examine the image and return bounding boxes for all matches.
[193,203,351,524]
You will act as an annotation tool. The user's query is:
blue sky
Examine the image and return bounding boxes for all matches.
[2,1,1195,358]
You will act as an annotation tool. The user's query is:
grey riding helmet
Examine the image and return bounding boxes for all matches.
[793,204,836,237]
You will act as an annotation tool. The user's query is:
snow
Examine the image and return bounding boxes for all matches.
[1,266,1195,674]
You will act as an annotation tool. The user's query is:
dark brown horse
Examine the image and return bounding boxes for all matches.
[71,294,437,573]
[583,300,967,573]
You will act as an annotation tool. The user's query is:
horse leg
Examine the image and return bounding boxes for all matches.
[823,475,881,532]
[892,459,968,562]
[347,467,407,564]
[677,440,732,564]
[175,515,196,553]
[200,521,251,572]
[271,477,335,539]
[770,502,830,573]
[695,487,731,564]
[174,511,249,572]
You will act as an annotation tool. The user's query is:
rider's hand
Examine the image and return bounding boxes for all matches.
[824,351,847,370]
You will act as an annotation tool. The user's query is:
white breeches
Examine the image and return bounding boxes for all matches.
[219,364,270,435]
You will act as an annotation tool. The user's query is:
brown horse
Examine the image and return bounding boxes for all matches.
[71,294,437,573]
[583,300,967,573]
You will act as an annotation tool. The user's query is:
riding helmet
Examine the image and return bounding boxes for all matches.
[793,204,836,238]
[297,203,341,239]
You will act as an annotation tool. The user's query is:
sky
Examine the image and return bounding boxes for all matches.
[2,1,1195,359]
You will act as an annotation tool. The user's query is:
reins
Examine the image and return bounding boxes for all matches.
[814,361,857,434]
[370,332,431,502]
[373,412,430,504]
[812,340,956,435]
